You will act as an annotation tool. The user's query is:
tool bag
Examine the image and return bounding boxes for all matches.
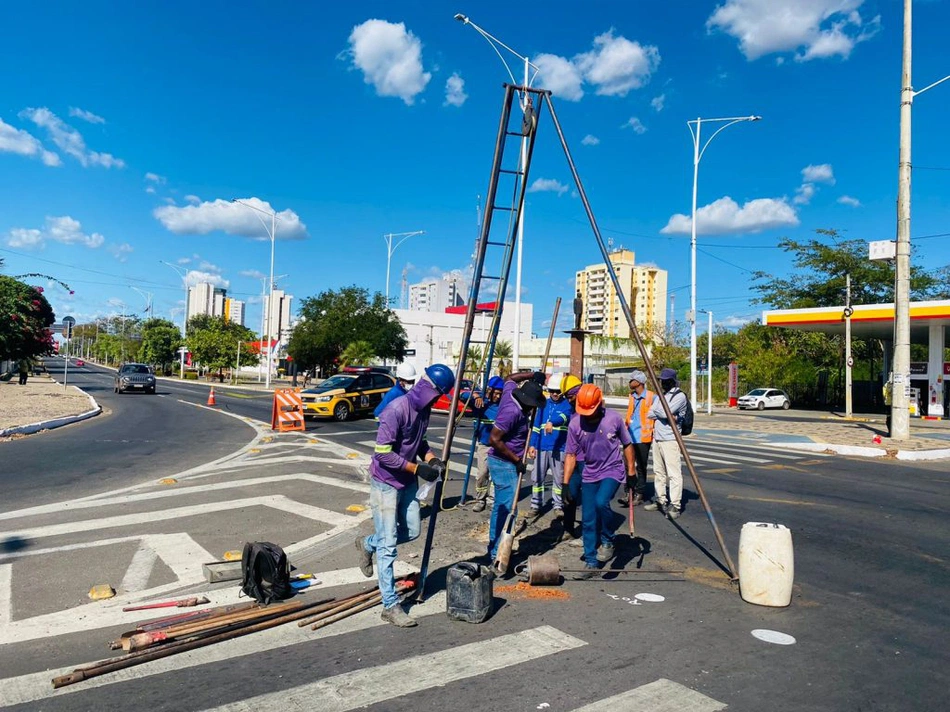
[240,541,293,605]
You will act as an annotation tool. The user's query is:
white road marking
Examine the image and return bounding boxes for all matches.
[0,564,10,626]
[687,448,770,464]
[0,495,350,541]
[200,625,587,712]
[119,542,159,593]
[0,473,368,523]
[570,678,727,711]
[0,563,428,707]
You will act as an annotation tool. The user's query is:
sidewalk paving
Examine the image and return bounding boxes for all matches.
[0,375,99,436]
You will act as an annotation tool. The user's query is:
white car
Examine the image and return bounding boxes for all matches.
[737,388,790,410]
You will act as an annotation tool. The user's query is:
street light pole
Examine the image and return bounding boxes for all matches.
[232,199,280,390]
[383,231,425,304]
[130,286,153,320]
[687,115,761,411]
[160,261,189,379]
[455,13,539,371]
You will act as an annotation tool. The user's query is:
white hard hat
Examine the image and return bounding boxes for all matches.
[546,373,564,393]
[396,363,417,382]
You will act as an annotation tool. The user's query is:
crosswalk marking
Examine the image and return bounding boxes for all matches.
[570,678,727,712]
[199,625,587,712]
[0,564,10,626]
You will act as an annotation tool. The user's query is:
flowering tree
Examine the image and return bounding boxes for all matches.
[0,275,56,361]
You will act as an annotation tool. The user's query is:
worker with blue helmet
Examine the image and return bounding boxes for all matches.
[469,375,506,513]
[356,363,455,628]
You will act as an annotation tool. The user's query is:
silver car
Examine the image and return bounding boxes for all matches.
[115,363,156,394]
[737,388,790,410]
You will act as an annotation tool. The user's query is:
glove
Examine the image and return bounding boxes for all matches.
[416,462,440,482]
[562,483,574,506]
[428,457,447,478]
[532,371,546,386]
[515,460,527,476]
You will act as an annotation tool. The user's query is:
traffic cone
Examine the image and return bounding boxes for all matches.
[207,387,217,407]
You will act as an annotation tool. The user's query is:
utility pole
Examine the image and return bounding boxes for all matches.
[844,273,853,419]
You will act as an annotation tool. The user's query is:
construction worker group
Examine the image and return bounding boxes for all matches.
[356,362,690,626]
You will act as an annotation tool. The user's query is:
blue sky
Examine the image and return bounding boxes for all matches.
[1,0,948,337]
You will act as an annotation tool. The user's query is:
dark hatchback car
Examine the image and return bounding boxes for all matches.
[114,363,157,394]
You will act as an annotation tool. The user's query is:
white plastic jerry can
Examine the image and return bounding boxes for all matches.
[739,522,794,607]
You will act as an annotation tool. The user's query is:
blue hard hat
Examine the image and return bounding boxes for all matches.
[487,376,505,390]
[425,364,456,395]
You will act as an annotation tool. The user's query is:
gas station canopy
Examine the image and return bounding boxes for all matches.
[762,300,950,343]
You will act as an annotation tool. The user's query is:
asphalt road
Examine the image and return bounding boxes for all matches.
[0,363,947,711]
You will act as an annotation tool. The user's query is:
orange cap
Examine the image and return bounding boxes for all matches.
[575,383,603,416]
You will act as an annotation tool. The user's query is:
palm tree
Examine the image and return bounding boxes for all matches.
[340,340,376,368]
[464,344,483,379]
[494,340,513,378]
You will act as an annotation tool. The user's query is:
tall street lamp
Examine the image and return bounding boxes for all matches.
[383,231,425,304]
[232,199,279,390]
[687,114,761,410]
[455,12,539,371]
[130,286,153,320]
[891,0,950,439]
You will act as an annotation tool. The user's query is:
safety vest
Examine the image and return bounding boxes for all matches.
[625,389,656,444]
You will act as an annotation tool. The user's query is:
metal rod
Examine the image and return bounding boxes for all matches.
[542,92,739,580]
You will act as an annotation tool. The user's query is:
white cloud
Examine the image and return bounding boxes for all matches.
[0,118,61,166]
[240,269,267,279]
[581,134,600,146]
[801,163,835,184]
[19,107,124,168]
[575,29,660,96]
[4,215,105,250]
[837,195,861,207]
[153,197,308,239]
[176,256,193,264]
[145,186,156,194]
[108,242,134,262]
[444,72,467,107]
[720,314,758,328]
[347,19,431,105]
[528,178,569,196]
[650,94,666,112]
[707,0,881,62]
[184,270,229,289]
[145,172,166,184]
[68,107,106,124]
[199,260,221,272]
[534,53,585,101]
[623,117,647,134]
[793,183,816,205]
[661,196,799,235]
[184,194,201,205]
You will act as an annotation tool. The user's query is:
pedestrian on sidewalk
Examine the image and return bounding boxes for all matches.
[619,370,658,508]
[470,376,505,512]
[17,358,31,385]
[527,373,571,515]
[644,368,689,519]
[562,384,634,579]
[355,364,454,628]
[486,372,546,561]
[558,374,584,539]
[373,363,417,420]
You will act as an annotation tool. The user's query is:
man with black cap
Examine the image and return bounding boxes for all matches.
[644,367,689,519]
[486,372,546,562]
[620,370,658,508]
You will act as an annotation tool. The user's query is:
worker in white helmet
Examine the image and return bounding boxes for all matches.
[374,363,417,419]
[526,373,571,516]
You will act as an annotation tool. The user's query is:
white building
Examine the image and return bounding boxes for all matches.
[224,298,245,327]
[393,301,532,373]
[264,289,293,344]
[408,276,464,312]
[187,283,227,322]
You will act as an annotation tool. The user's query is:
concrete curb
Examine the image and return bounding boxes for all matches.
[894,448,950,461]
[0,386,101,437]
[772,440,950,461]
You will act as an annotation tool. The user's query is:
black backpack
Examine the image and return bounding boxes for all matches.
[240,541,293,605]
[672,388,695,436]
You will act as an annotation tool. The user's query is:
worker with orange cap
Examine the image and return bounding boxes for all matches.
[558,374,584,539]
[562,383,635,579]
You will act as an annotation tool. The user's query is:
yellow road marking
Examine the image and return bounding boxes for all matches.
[158,478,178,485]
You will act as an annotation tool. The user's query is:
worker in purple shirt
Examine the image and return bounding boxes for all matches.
[355,364,454,628]
[563,383,635,579]
[486,371,547,562]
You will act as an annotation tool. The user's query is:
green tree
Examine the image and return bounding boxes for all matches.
[0,276,56,361]
[141,318,182,370]
[494,340,513,378]
[288,286,407,375]
[340,340,376,367]
[186,315,256,379]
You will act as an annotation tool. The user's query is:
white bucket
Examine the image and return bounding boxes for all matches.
[738,522,794,607]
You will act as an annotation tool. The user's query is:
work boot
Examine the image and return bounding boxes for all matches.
[572,564,600,580]
[355,536,373,578]
[644,499,667,514]
[472,500,486,513]
[596,544,615,563]
[617,490,629,507]
[381,603,418,628]
[553,508,564,520]
[668,506,682,520]
[631,494,645,507]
